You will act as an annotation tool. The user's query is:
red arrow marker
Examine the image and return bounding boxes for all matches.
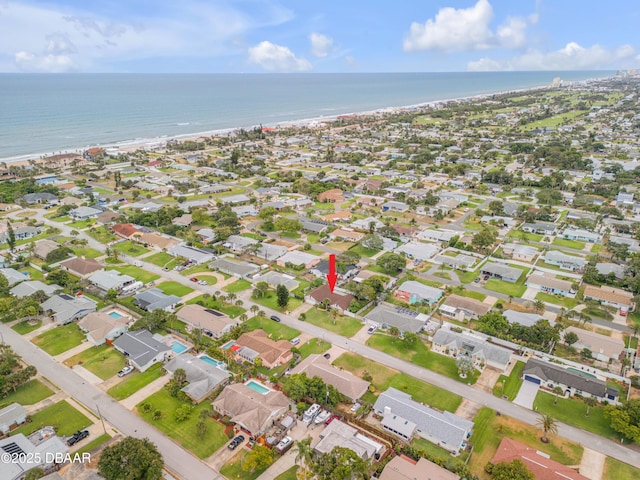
[327,254,338,293]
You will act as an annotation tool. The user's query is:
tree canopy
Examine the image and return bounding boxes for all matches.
[98,437,163,480]
[605,399,640,443]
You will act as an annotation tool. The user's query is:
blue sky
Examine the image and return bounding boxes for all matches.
[0,0,638,73]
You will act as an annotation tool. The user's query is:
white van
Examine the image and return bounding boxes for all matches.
[290,337,300,346]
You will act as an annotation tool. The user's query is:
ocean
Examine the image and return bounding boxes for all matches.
[0,71,610,162]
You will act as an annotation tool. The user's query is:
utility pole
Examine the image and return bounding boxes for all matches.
[96,404,107,434]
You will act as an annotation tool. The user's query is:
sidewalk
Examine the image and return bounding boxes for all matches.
[120,374,170,410]
[53,341,93,362]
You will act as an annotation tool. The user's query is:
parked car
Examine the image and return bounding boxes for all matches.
[270,315,281,323]
[117,365,134,377]
[323,353,331,359]
[276,436,293,454]
[198,280,207,285]
[367,325,377,334]
[67,430,89,446]
[162,267,170,272]
[290,337,300,346]
[228,435,245,450]
[483,275,490,281]
[190,277,198,282]
[350,402,361,413]
[474,277,481,283]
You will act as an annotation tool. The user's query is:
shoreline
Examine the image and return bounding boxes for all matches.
[0,73,612,165]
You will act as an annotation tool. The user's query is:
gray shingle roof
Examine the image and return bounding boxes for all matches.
[431,329,512,370]
[365,303,428,333]
[113,330,170,368]
[134,288,181,311]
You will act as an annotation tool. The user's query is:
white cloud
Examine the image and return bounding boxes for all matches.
[248,41,312,72]
[468,42,636,71]
[403,0,534,53]
[309,32,333,58]
[15,51,75,72]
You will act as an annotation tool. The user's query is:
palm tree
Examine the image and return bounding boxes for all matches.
[239,314,248,322]
[293,437,313,469]
[584,397,597,417]
[537,413,558,443]
[552,386,564,405]
[534,299,545,313]
[250,305,259,316]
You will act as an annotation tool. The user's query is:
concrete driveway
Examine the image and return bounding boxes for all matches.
[513,380,539,409]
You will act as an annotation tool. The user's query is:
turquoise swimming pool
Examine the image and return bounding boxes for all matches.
[199,355,225,368]
[108,311,124,319]
[171,341,188,354]
[245,380,272,395]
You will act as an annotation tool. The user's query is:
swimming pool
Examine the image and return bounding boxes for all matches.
[108,311,124,319]
[199,355,226,368]
[245,380,272,395]
[221,341,235,350]
[171,341,188,354]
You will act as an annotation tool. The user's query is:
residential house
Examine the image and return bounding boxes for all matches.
[322,211,352,222]
[526,273,575,297]
[306,285,356,313]
[418,229,458,244]
[232,205,258,217]
[521,222,557,235]
[40,294,97,325]
[276,251,321,269]
[431,328,512,371]
[394,281,443,305]
[10,280,61,299]
[0,433,68,480]
[96,210,120,225]
[235,330,293,368]
[290,354,370,401]
[60,257,103,279]
[616,192,635,208]
[209,257,260,278]
[78,311,130,346]
[434,253,476,271]
[373,387,473,454]
[564,327,625,362]
[168,245,216,264]
[112,223,142,239]
[351,217,384,231]
[164,354,230,403]
[0,268,30,286]
[382,201,409,213]
[0,403,27,434]
[32,239,59,260]
[300,218,329,234]
[134,288,182,312]
[365,303,429,333]
[212,383,290,436]
[310,260,359,280]
[172,214,193,227]
[317,189,344,203]
[137,232,180,251]
[479,263,522,283]
[22,192,57,204]
[113,330,171,372]
[503,310,548,327]
[522,358,619,403]
[379,455,460,480]
[0,225,42,243]
[69,206,102,220]
[562,228,602,243]
[491,438,588,480]
[252,271,300,291]
[195,228,217,244]
[595,262,625,280]
[315,419,383,461]
[177,304,239,339]
[583,285,634,315]
[543,250,586,272]
[395,242,438,262]
[438,294,490,322]
[329,228,364,242]
[255,243,288,262]
[224,235,259,253]
[89,270,135,292]
[501,243,538,262]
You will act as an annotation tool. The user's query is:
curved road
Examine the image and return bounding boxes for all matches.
[7,209,639,471]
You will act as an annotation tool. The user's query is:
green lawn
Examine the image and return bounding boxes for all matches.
[158,281,194,297]
[107,265,159,284]
[252,290,303,313]
[0,379,54,409]
[21,266,44,280]
[32,323,85,355]
[64,344,127,380]
[458,268,481,284]
[452,288,487,301]
[552,238,586,250]
[87,226,117,244]
[412,437,467,470]
[303,308,363,338]
[506,230,544,242]
[603,458,640,480]
[221,450,272,480]
[68,218,97,229]
[535,292,579,309]
[11,401,92,437]
[74,433,111,455]
[107,363,166,400]
[181,264,213,276]
[591,243,603,254]
[349,244,380,258]
[366,334,479,384]
[12,319,42,335]
[186,295,246,318]
[484,279,526,297]
[71,247,103,259]
[533,390,618,440]
[333,353,461,412]
[224,279,252,293]
[274,466,299,480]
[146,252,181,269]
[298,338,331,358]
[492,361,524,400]
[244,316,300,341]
[137,389,228,458]
[112,240,150,257]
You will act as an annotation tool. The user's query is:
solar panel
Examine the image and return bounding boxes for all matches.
[2,442,25,455]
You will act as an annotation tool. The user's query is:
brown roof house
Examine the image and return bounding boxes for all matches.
[379,455,459,480]
[60,257,104,279]
[317,189,344,203]
[177,304,239,339]
[32,239,59,260]
[112,223,142,239]
[438,294,490,322]
[306,284,356,313]
[212,383,290,436]
[583,285,634,314]
[235,330,293,369]
[96,210,121,225]
[137,232,180,251]
[78,311,131,346]
[290,354,370,401]
[491,438,588,480]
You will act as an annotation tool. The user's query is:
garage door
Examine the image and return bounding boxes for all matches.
[524,375,541,385]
